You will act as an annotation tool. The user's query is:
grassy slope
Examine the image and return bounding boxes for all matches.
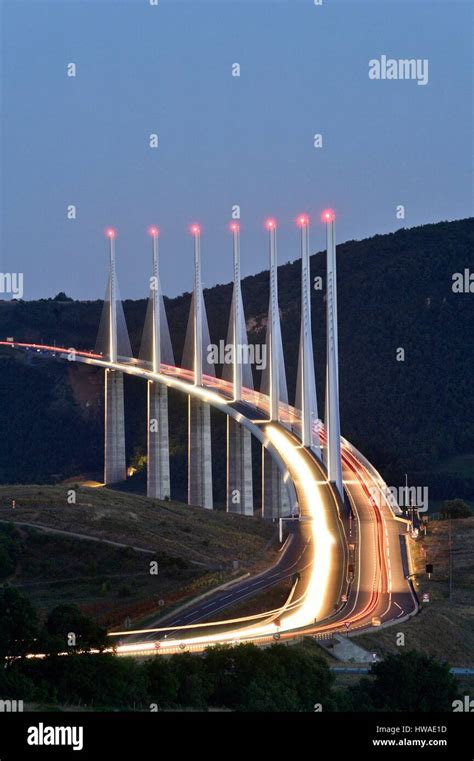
[0,485,275,567]
[354,517,474,666]
[0,485,277,626]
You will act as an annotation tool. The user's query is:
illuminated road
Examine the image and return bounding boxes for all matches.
[1,340,418,655]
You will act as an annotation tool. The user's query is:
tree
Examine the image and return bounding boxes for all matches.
[21,653,148,708]
[202,643,335,712]
[350,651,459,712]
[144,657,179,707]
[53,292,73,302]
[44,604,108,654]
[168,652,211,709]
[0,524,22,581]
[439,499,472,520]
[0,587,39,660]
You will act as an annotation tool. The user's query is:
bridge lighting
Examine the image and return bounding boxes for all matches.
[190,224,201,236]
[149,226,159,237]
[265,218,277,230]
[321,209,335,223]
[297,214,309,227]
[106,228,116,239]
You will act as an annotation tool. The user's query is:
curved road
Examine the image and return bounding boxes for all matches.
[0,340,418,655]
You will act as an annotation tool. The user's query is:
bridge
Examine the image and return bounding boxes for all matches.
[1,210,418,655]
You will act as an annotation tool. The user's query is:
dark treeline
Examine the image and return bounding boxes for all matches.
[0,581,461,712]
[1,646,459,712]
[0,218,473,498]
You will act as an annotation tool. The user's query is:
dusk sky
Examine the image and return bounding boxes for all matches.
[1,0,472,301]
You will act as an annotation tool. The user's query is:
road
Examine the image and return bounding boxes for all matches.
[0,340,418,656]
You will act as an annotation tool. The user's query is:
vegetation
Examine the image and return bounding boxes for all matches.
[439,499,472,520]
[346,651,458,712]
[0,589,460,712]
[0,587,39,660]
[0,485,275,570]
[44,605,109,654]
[0,501,276,630]
[0,524,22,581]
[0,584,461,712]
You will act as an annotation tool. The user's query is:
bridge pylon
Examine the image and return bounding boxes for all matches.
[187,226,213,509]
[323,211,343,499]
[226,223,253,515]
[146,228,170,500]
[295,215,321,455]
[103,229,126,484]
[261,220,291,518]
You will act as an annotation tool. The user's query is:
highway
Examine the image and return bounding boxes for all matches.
[0,340,418,655]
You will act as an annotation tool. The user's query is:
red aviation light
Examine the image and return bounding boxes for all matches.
[297,214,309,227]
[321,209,335,223]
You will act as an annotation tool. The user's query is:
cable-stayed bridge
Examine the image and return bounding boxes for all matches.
[1,211,418,655]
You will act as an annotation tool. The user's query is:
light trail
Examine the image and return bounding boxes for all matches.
[111,425,337,654]
[263,425,336,628]
[1,340,416,656]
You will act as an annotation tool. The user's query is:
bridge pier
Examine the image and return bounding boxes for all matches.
[226,418,253,515]
[188,396,213,509]
[262,447,290,520]
[104,368,126,484]
[147,381,170,500]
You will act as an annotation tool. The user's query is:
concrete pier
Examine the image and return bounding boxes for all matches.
[104,368,126,484]
[226,418,253,515]
[188,396,213,509]
[147,381,170,500]
[262,447,290,520]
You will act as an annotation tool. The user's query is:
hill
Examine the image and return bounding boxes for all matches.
[0,485,276,626]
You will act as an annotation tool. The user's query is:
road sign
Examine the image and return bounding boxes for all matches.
[341,594,348,603]
[344,621,351,629]
[422,593,430,603]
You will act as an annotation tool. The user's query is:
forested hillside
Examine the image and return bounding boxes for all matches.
[0,218,472,501]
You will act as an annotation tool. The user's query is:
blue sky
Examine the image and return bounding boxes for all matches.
[1,0,472,300]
